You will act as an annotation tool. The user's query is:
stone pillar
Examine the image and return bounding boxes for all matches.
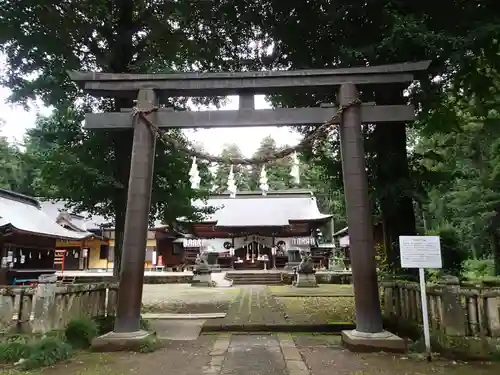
[32,273,57,333]
[338,83,383,333]
[114,88,157,333]
[439,279,466,336]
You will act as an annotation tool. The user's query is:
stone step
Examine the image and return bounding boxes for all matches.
[230,282,282,284]
[229,279,283,285]
[228,278,281,283]
[226,273,281,278]
[226,275,281,279]
[224,272,283,285]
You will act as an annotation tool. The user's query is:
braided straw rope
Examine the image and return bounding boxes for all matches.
[132,98,361,166]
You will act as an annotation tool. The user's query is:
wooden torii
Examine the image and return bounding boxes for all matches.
[69,61,430,350]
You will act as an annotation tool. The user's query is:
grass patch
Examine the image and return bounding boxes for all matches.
[19,337,73,370]
[65,318,99,349]
[279,296,355,324]
[0,352,121,375]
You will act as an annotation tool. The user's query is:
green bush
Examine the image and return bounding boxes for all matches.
[427,225,468,277]
[462,258,495,280]
[0,340,32,363]
[139,336,159,353]
[65,317,99,349]
[20,337,72,370]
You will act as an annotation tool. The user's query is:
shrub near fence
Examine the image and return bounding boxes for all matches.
[0,282,118,334]
[381,280,500,358]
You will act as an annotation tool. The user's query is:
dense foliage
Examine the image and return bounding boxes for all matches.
[1,0,500,278]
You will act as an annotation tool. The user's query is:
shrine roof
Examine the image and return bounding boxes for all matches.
[39,200,112,232]
[180,190,332,227]
[0,189,92,240]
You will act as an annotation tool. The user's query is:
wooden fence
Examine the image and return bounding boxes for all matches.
[381,280,500,355]
[0,282,118,334]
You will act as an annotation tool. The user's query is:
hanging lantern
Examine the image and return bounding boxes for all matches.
[290,152,300,185]
[189,156,201,189]
[227,165,237,198]
[259,165,269,196]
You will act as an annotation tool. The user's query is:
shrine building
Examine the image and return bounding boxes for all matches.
[154,190,333,270]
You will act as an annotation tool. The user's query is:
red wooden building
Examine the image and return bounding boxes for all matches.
[0,189,91,284]
[153,190,332,270]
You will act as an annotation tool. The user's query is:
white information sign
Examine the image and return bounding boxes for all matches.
[399,235,442,362]
[291,237,315,246]
[399,235,442,269]
[183,239,202,248]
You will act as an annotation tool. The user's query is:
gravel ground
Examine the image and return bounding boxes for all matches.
[140,284,240,314]
[279,296,355,324]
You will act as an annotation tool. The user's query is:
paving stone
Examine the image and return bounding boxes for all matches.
[286,359,311,375]
[210,335,232,356]
[221,335,287,375]
[149,319,205,340]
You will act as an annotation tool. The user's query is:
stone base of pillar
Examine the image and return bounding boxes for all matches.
[91,330,154,352]
[294,273,318,288]
[341,329,406,353]
[191,272,213,287]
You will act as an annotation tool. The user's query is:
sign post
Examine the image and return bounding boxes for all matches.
[399,235,442,362]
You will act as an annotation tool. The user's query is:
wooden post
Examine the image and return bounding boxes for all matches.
[339,83,383,333]
[114,89,157,333]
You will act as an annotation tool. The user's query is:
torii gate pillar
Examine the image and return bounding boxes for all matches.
[339,83,405,352]
[92,89,157,349]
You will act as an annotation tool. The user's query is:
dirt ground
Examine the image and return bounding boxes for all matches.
[2,334,500,375]
[293,334,500,375]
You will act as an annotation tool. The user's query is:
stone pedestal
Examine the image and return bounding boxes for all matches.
[341,330,406,353]
[92,330,154,352]
[294,273,318,288]
[191,271,213,287]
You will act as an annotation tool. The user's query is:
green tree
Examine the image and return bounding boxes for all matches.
[414,68,500,275]
[0,1,258,275]
[249,0,500,274]
[0,119,37,195]
[247,136,294,191]
[212,144,250,193]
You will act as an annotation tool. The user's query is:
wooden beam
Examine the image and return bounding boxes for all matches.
[67,61,431,98]
[85,105,415,130]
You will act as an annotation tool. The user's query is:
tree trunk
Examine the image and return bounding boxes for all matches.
[492,231,500,276]
[107,0,136,278]
[373,88,417,276]
[111,98,134,278]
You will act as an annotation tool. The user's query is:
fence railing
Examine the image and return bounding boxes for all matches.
[381,280,500,340]
[0,282,118,334]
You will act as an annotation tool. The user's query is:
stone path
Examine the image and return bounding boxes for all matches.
[203,285,288,329]
[205,334,309,375]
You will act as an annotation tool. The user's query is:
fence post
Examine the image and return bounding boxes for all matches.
[486,293,500,337]
[31,274,57,333]
[439,278,466,336]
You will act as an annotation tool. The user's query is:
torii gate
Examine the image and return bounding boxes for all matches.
[69,61,430,351]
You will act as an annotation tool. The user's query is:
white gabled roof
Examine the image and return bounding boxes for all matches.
[183,190,332,227]
[0,189,91,240]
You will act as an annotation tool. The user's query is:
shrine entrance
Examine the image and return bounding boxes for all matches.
[69,60,430,349]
